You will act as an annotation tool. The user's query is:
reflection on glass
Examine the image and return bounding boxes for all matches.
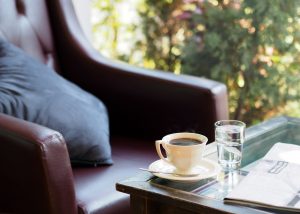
[193,170,248,200]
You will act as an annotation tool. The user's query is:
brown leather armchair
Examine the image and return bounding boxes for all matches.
[0,0,228,213]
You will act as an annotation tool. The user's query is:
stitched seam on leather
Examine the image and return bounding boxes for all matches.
[0,128,48,146]
[38,133,66,213]
[0,115,61,145]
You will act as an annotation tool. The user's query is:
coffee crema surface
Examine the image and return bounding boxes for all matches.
[169,138,203,146]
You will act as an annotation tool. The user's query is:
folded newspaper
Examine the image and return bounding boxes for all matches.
[224,143,300,212]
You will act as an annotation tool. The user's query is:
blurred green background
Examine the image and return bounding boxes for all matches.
[91,0,300,125]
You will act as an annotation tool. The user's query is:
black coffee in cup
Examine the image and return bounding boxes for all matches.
[169,138,202,146]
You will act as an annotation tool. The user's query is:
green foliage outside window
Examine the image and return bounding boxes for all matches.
[180,0,300,124]
[92,0,300,125]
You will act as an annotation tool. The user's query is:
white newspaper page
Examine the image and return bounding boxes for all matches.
[224,143,300,211]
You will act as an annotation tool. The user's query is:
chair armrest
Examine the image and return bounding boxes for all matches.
[0,113,77,214]
[47,0,228,141]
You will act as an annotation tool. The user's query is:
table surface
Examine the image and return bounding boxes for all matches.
[117,116,300,214]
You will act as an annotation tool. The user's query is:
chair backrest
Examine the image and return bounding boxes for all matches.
[0,0,59,69]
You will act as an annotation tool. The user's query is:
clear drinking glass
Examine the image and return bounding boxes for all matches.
[215,120,246,171]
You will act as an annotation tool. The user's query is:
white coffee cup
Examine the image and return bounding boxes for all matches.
[155,132,208,174]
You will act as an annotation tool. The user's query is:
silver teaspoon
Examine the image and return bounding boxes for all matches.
[139,168,200,177]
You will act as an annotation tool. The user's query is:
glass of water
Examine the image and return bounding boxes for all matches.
[215,120,246,171]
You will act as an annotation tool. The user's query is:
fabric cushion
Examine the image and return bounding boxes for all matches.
[0,39,112,165]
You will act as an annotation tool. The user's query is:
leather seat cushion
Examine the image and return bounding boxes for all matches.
[0,39,112,165]
[73,137,158,214]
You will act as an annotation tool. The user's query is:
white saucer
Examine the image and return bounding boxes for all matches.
[148,159,221,182]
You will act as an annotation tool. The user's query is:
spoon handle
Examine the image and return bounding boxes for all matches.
[139,168,199,177]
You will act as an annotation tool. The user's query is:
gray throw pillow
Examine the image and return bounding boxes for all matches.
[0,39,112,166]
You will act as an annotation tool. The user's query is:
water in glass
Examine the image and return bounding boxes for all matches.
[216,124,243,170]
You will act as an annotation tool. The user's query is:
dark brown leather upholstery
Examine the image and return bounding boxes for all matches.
[0,0,229,213]
[46,0,228,141]
[0,113,77,214]
[74,137,158,214]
